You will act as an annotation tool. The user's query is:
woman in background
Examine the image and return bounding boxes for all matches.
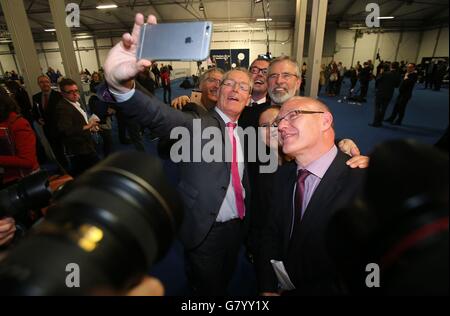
[0,94,39,187]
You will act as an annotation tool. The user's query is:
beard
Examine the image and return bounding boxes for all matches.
[269,88,296,105]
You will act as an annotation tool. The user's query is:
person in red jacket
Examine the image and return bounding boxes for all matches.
[0,94,40,187]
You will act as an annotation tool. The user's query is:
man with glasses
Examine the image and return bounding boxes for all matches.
[257,96,366,295]
[55,78,100,176]
[100,14,257,295]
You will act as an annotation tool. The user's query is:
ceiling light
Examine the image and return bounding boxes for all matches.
[255,0,263,3]
[199,3,204,11]
[349,25,367,30]
[377,16,395,19]
[257,18,272,22]
[45,28,56,32]
[96,4,118,9]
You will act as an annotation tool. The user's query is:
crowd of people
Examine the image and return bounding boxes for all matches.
[0,12,448,296]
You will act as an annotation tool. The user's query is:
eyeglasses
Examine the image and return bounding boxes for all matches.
[62,89,80,95]
[267,72,298,81]
[221,79,250,92]
[259,122,274,128]
[250,66,268,75]
[272,109,324,127]
[205,77,222,85]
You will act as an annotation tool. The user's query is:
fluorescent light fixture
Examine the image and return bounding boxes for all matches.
[257,18,272,22]
[75,35,93,39]
[349,26,367,30]
[45,28,56,32]
[96,4,118,9]
[255,0,263,3]
[377,16,394,19]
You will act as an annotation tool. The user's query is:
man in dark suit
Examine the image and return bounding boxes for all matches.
[385,63,418,125]
[107,70,253,295]
[102,14,255,294]
[257,96,365,295]
[55,78,100,176]
[32,75,65,166]
[370,62,401,127]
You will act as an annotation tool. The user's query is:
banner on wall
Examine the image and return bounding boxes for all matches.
[209,49,250,71]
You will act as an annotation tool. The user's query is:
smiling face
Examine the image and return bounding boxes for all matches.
[277,97,333,162]
[267,60,301,105]
[259,107,280,149]
[200,70,223,107]
[216,70,252,122]
[250,59,270,99]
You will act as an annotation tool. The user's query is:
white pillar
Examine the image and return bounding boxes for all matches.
[305,0,328,98]
[0,0,42,96]
[48,0,83,92]
[292,0,307,65]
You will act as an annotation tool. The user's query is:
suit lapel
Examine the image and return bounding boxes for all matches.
[211,110,231,173]
[282,162,298,255]
[290,152,348,249]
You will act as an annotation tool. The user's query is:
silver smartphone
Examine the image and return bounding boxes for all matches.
[137,21,213,61]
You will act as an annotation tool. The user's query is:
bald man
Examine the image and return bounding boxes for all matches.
[257,97,366,295]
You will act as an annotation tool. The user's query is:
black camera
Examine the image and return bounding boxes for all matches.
[0,151,182,295]
[327,140,449,295]
[0,171,56,240]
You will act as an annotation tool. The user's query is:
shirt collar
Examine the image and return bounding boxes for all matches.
[251,96,267,105]
[298,145,338,179]
[214,107,238,125]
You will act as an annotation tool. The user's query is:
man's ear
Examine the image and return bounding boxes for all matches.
[296,78,301,92]
[322,111,333,130]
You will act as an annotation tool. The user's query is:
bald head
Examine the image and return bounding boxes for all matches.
[277,96,335,166]
[282,96,331,113]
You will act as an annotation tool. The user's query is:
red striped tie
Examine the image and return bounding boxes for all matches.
[226,122,245,219]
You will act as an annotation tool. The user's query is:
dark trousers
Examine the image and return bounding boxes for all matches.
[99,129,113,157]
[163,84,172,104]
[185,219,244,296]
[359,81,369,98]
[387,93,411,124]
[372,95,392,125]
[67,151,100,177]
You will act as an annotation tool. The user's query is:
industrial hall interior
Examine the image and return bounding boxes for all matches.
[0,0,448,297]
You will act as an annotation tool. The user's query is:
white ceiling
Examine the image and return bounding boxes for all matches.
[0,0,448,41]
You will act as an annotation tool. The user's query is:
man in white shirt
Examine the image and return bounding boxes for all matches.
[55,78,100,176]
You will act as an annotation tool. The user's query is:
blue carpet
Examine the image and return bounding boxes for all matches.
[319,79,448,154]
[100,77,448,295]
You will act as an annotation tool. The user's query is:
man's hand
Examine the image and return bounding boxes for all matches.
[0,217,16,246]
[126,276,164,296]
[103,14,156,93]
[171,95,190,110]
[38,118,45,125]
[346,155,369,169]
[338,138,360,157]
[260,292,280,296]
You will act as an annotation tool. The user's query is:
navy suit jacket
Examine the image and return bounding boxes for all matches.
[116,89,252,250]
[258,151,365,295]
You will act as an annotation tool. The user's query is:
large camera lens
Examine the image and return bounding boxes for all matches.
[0,171,52,219]
[0,152,182,295]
